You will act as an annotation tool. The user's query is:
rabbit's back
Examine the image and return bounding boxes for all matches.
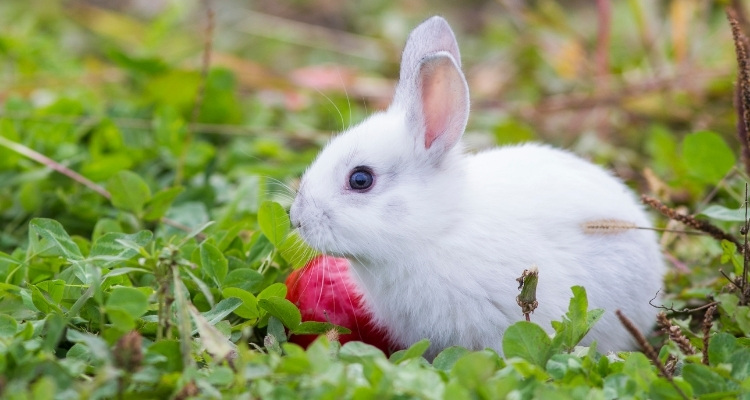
[458,143,664,351]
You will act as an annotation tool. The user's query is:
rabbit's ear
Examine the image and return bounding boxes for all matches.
[392,17,469,157]
[415,54,469,153]
[396,16,462,90]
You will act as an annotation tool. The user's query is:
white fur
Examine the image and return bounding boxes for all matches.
[290,16,665,359]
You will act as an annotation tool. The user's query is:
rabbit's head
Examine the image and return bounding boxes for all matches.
[290,17,470,261]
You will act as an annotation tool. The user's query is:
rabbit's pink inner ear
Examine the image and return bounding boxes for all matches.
[420,55,468,150]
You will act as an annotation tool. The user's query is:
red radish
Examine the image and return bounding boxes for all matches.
[285,255,393,353]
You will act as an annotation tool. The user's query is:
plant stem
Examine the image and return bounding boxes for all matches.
[0,135,111,199]
[175,0,214,186]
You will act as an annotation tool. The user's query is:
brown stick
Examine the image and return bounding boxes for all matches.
[728,8,750,178]
[656,312,696,355]
[0,135,200,238]
[0,135,111,199]
[702,304,717,365]
[616,310,689,400]
[176,0,215,186]
[642,195,743,253]
[734,85,750,176]
[731,0,750,33]
[190,0,215,127]
[595,0,612,80]
[742,183,749,305]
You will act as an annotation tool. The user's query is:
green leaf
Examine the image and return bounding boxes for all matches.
[147,340,183,372]
[258,297,301,330]
[451,351,499,389]
[0,314,17,337]
[708,332,738,365]
[36,279,65,305]
[700,205,748,222]
[390,339,430,363]
[292,321,351,335]
[717,293,739,316]
[264,318,285,354]
[30,285,62,314]
[189,304,235,360]
[737,306,750,334]
[546,354,582,380]
[433,346,470,371]
[223,268,264,292]
[200,242,228,288]
[729,349,750,381]
[183,267,215,308]
[646,125,683,176]
[257,201,290,246]
[267,316,287,345]
[28,218,83,261]
[221,287,259,320]
[66,329,112,363]
[31,376,56,399]
[42,312,66,352]
[603,374,637,399]
[103,267,150,280]
[339,341,386,361]
[143,186,184,221]
[720,240,744,276]
[279,343,313,374]
[89,230,153,267]
[648,377,694,400]
[106,287,148,319]
[0,251,21,265]
[247,232,274,264]
[258,282,287,300]
[682,131,736,183]
[92,218,124,241]
[106,308,136,331]
[502,321,551,367]
[107,170,152,214]
[550,286,603,353]
[622,352,657,391]
[191,298,243,335]
[682,364,729,395]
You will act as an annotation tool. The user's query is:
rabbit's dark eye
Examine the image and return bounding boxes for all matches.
[349,167,374,191]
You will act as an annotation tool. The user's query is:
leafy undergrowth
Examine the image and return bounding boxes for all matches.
[3,1,750,399]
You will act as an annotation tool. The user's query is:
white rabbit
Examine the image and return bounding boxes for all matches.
[290,16,664,358]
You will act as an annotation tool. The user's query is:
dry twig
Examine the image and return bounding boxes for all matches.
[0,135,203,239]
[649,297,719,315]
[176,0,215,186]
[664,354,678,377]
[595,0,612,80]
[616,310,689,400]
[0,136,111,199]
[728,8,750,179]
[190,0,215,127]
[702,304,717,366]
[742,183,750,304]
[656,312,696,355]
[641,195,743,253]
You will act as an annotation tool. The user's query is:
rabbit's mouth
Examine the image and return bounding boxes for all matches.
[293,207,344,256]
